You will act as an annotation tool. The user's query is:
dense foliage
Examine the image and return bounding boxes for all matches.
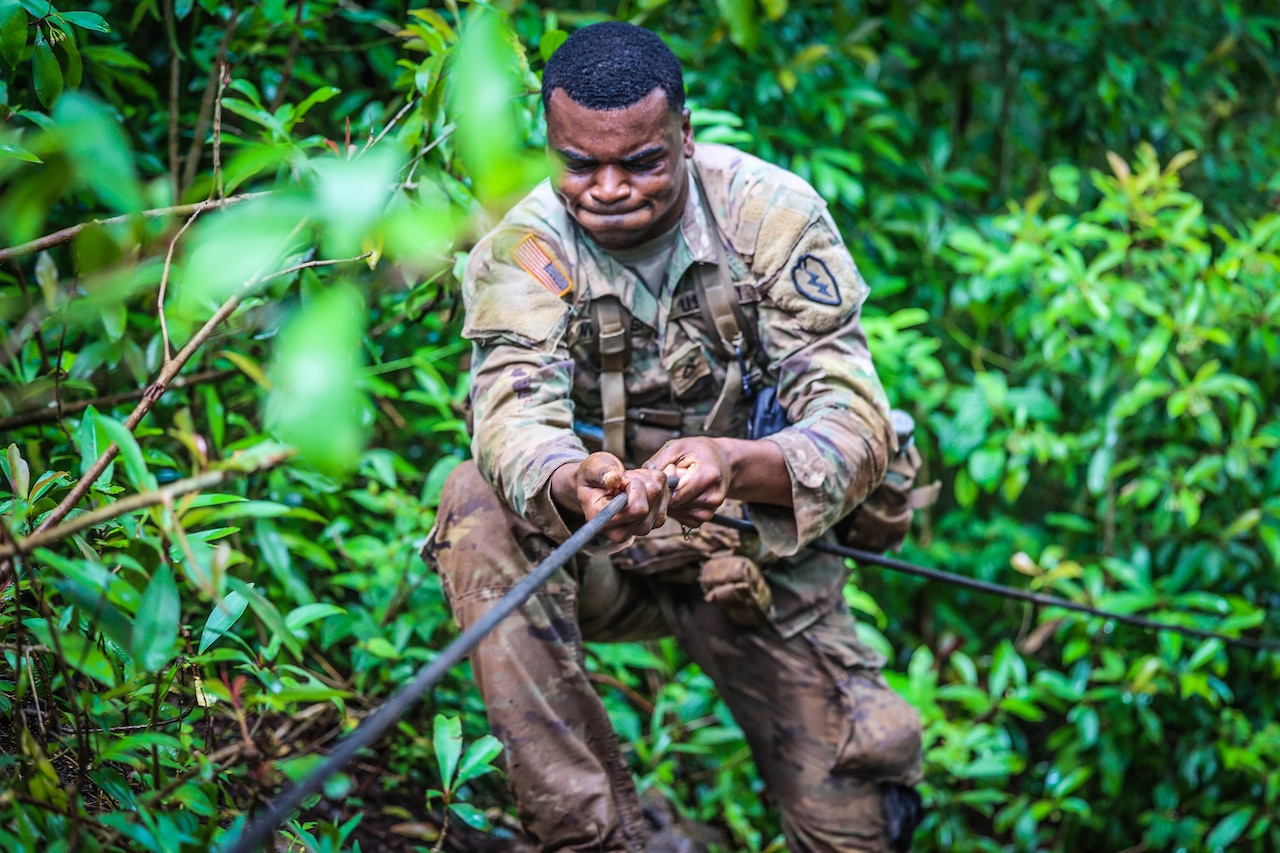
[1,1,1278,851]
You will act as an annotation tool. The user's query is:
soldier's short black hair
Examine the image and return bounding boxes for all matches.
[541,21,685,115]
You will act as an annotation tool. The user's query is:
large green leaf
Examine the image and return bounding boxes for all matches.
[95,413,157,492]
[264,283,368,476]
[454,735,503,787]
[0,0,26,69]
[52,93,142,212]
[432,714,463,792]
[198,588,251,654]
[32,29,62,108]
[59,11,109,32]
[132,566,180,672]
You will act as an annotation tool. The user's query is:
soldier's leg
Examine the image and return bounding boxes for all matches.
[427,461,668,852]
[669,571,922,853]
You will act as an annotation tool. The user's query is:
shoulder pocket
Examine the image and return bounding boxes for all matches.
[462,233,574,349]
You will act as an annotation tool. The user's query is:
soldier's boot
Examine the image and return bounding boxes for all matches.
[428,461,649,853]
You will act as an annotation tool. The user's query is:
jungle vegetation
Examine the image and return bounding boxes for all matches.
[1,1,1279,851]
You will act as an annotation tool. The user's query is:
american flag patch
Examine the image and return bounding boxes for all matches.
[511,235,574,297]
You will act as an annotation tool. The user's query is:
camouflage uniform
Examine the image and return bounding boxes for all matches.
[429,144,923,852]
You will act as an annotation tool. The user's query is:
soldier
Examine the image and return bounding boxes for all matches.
[427,20,923,853]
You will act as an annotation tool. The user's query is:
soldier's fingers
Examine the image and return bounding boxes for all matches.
[581,451,626,492]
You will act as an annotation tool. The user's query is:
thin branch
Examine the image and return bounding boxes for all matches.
[183,13,240,194]
[165,0,183,203]
[21,248,363,548]
[158,202,211,362]
[365,97,417,154]
[213,63,229,201]
[21,236,345,548]
[0,192,269,266]
[0,368,235,432]
[0,452,292,560]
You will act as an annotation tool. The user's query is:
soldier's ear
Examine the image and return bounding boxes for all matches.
[680,108,694,158]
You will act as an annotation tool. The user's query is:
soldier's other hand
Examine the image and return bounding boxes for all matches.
[644,438,732,527]
[575,452,671,543]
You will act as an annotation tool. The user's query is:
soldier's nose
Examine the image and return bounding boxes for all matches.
[591,167,630,206]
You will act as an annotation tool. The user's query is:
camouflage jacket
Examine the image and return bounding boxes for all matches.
[461,143,894,566]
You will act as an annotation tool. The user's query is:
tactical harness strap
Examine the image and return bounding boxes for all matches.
[692,165,753,435]
[595,296,630,458]
[592,162,749,458]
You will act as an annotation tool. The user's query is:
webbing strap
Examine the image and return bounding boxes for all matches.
[693,166,749,433]
[595,296,629,458]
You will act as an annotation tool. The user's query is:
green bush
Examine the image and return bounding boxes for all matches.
[1,2,1277,851]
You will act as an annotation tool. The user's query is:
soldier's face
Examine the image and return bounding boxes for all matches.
[545,88,695,251]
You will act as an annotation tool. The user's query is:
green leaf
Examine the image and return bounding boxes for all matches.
[968,446,1006,491]
[716,0,761,53]
[1206,807,1253,851]
[454,735,503,787]
[59,11,108,32]
[51,577,133,651]
[132,566,180,672]
[1086,445,1114,496]
[5,442,29,497]
[32,29,63,108]
[54,21,80,88]
[310,147,401,257]
[363,636,398,659]
[19,0,57,16]
[199,588,251,653]
[539,28,567,62]
[284,603,345,633]
[34,249,57,309]
[0,1,26,69]
[0,139,42,162]
[291,85,339,125]
[265,284,368,477]
[448,802,490,830]
[1049,163,1080,205]
[433,714,463,792]
[53,93,143,213]
[1134,326,1171,376]
[96,414,158,491]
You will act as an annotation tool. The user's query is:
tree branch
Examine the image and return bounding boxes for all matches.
[0,368,236,432]
[165,0,183,203]
[182,13,240,195]
[0,452,291,561]
[25,244,357,544]
[0,193,270,266]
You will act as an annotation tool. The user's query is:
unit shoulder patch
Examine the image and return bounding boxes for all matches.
[512,234,574,297]
[790,254,842,306]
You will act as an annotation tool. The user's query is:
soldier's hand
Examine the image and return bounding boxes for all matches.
[644,437,734,527]
[573,452,672,543]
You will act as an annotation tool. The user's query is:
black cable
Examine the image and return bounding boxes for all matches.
[710,513,1280,653]
[221,490,633,853]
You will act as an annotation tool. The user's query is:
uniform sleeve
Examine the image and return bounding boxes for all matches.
[749,210,895,556]
[462,231,587,542]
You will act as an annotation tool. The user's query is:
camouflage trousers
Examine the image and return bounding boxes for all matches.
[428,462,923,853]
